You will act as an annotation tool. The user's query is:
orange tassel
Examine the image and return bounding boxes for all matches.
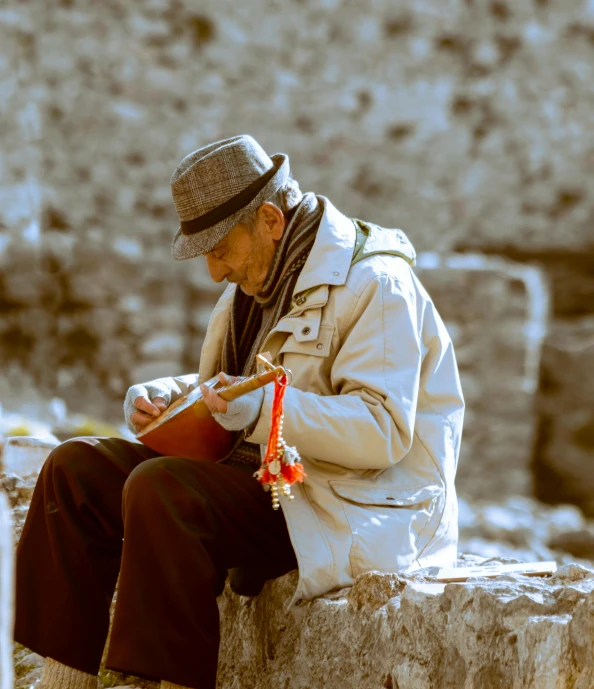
[255,372,306,509]
[281,463,306,484]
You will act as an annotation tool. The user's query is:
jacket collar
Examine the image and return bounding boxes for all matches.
[292,197,356,297]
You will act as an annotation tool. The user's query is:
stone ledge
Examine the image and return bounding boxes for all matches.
[0,488,14,689]
[217,564,594,689]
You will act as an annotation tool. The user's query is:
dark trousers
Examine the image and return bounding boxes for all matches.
[14,437,297,689]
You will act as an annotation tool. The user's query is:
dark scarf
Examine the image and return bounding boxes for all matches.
[221,192,324,377]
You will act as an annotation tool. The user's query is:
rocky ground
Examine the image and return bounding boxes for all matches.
[217,563,594,688]
[4,462,594,688]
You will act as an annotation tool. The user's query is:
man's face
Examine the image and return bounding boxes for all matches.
[203,204,285,296]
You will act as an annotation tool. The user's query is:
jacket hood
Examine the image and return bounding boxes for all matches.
[351,219,417,268]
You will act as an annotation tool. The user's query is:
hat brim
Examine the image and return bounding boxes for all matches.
[171,153,290,260]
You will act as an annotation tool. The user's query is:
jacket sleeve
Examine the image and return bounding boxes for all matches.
[124,373,201,411]
[150,373,201,403]
[246,273,422,470]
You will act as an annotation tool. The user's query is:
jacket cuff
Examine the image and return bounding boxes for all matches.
[213,387,265,432]
[245,382,274,445]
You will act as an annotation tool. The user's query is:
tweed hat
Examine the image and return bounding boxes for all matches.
[170,135,290,259]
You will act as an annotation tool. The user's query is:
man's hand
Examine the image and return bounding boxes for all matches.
[124,380,173,434]
[200,372,238,414]
[201,372,265,432]
[130,396,169,429]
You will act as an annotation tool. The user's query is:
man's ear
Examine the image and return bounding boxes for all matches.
[258,202,285,240]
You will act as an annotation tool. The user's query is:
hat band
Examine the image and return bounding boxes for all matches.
[180,163,279,237]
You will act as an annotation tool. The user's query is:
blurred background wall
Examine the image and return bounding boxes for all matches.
[1,0,593,509]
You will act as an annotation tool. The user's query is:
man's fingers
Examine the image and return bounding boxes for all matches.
[204,385,228,413]
[134,396,164,417]
[200,384,228,414]
[130,410,158,429]
[152,397,168,411]
[217,372,238,386]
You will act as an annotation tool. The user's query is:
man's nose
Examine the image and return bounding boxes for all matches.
[205,254,231,283]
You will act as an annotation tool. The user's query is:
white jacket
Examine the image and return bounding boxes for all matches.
[150,198,464,604]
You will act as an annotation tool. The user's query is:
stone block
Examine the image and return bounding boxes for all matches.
[457,495,594,564]
[534,316,594,515]
[0,455,13,689]
[415,253,549,500]
[3,436,59,476]
[216,565,594,689]
[478,250,594,319]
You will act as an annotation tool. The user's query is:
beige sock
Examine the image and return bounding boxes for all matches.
[161,682,194,689]
[38,658,97,689]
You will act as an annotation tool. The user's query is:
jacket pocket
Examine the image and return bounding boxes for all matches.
[279,324,335,358]
[329,481,443,578]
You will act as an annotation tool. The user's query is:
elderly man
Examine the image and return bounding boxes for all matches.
[14,135,464,689]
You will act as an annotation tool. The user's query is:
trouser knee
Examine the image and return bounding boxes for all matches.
[122,456,212,527]
[43,438,98,482]
[123,456,181,512]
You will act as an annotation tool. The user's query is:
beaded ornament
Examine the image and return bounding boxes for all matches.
[254,371,306,509]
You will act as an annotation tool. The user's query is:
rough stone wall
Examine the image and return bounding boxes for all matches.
[1,0,593,499]
[30,0,594,253]
[0,232,222,422]
[0,4,42,241]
